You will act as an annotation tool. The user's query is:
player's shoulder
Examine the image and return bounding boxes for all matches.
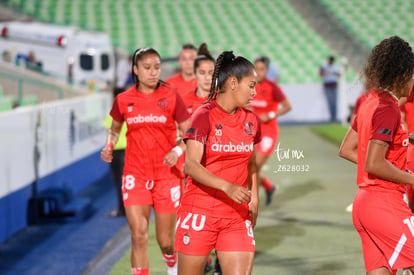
[115,86,136,101]
[157,82,179,97]
[192,101,213,116]
[165,73,181,84]
[181,89,195,101]
[265,79,282,90]
[242,107,260,122]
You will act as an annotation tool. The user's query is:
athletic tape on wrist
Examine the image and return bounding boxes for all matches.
[268,111,277,119]
[172,146,183,157]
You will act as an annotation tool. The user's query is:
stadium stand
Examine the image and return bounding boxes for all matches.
[320,0,414,48]
[1,0,359,84]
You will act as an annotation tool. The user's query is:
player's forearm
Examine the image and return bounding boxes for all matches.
[106,123,122,147]
[247,161,259,204]
[338,127,358,164]
[184,159,230,191]
[365,157,414,186]
[338,148,357,164]
[275,100,292,117]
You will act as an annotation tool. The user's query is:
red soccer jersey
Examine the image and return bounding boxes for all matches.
[351,90,409,192]
[250,79,285,134]
[110,84,190,180]
[181,89,207,115]
[352,93,368,115]
[181,101,261,218]
[165,73,198,96]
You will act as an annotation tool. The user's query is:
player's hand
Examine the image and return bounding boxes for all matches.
[248,200,259,228]
[223,183,251,204]
[100,145,113,163]
[164,151,178,167]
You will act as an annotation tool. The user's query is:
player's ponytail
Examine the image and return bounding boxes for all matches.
[194,43,215,73]
[131,47,161,86]
[207,51,254,102]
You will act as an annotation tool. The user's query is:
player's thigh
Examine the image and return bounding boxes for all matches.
[177,253,209,275]
[256,152,270,171]
[154,211,176,245]
[152,178,181,214]
[125,205,152,239]
[217,251,254,275]
[354,188,414,271]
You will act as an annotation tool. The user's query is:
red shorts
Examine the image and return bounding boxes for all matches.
[257,135,278,156]
[175,211,255,255]
[353,188,414,274]
[257,125,278,156]
[121,173,181,214]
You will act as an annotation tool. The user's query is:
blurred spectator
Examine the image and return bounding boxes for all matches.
[123,73,134,90]
[114,54,132,97]
[27,51,43,72]
[319,55,341,122]
[2,50,12,62]
[15,51,42,72]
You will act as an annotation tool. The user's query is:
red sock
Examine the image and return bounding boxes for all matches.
[261,177,273,191]
[162,253,177,268]
[131,267,149,275]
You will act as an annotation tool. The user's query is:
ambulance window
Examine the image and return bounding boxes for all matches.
[80,54,93,71]
[101,54,110,71]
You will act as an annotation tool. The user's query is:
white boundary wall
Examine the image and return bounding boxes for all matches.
[0,93,112,199]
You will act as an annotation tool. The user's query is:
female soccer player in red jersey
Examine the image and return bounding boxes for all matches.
[180,43,216,274]
[250,56,292,206]
[181,43,215,115]
[101,48,190,275]
[400,87,414,213]
[175,51,261,275]
[339,36,414,275]
[166,44,198,96]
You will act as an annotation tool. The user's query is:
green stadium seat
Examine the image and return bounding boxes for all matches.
[0,96,15,112]
[21,95,38,106]
[8,0,358,84]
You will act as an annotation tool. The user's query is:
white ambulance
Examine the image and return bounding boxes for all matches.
[0,21,115,90]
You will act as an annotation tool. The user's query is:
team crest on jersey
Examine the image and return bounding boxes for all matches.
[157,98,168,110]
[183,232,190,246]
[244,121,254,135]
[127,103,134,112]
[215,124,223,130]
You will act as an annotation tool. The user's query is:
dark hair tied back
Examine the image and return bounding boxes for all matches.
[194,43,215,72]
[206,51,254,102]
[364,36,414,93]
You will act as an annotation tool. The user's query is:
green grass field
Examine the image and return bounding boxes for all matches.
[111,124,372,275]
[310,123,349,146]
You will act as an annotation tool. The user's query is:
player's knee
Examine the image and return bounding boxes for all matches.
[130,228,149,246]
